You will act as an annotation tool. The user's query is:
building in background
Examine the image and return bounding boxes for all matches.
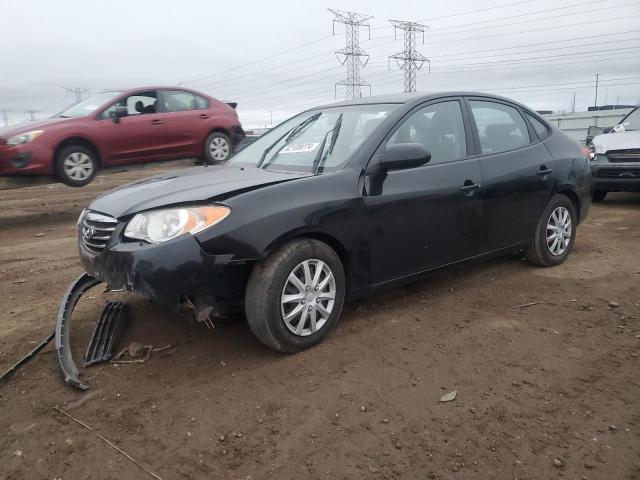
[543,105,635,144]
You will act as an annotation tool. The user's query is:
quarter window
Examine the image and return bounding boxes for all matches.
[525,111,549,139]
[387,101,467,164]
[194,94,209,110]
[469,100,530,154]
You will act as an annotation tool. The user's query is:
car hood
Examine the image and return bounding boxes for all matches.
[591,131,640,153]
[0,117,74,139]
[89,165,310,218]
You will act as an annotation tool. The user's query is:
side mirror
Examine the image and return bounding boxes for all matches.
[612,123,626,133]
[380,143,431,171]
[111,106,128,123]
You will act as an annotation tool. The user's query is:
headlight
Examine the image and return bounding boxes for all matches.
[7,130,44,146]
[124,205,230,244]
[588,144,596,161]
[77,208,87,228]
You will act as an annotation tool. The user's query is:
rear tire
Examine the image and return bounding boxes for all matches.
[245,239,345,353]
[592,190,607,203]
[525,194,577,267]
[55,145,98,187]
[203,132,232,164]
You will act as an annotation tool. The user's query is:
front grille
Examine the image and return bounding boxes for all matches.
[596,168,640,179]
[80,211,118,254]
[608,149,640,162]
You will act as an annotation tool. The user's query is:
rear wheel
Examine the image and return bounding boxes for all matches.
[55,145,97,187]
[592,190,607,203]
[203,132,232,164]
[525,194,577,267]
[245,239,345,353]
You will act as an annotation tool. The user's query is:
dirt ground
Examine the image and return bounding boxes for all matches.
[1,165,639,480]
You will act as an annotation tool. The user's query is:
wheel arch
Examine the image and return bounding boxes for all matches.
[261,229,354,294]
[54,137,102,166]
[556,187,581,221]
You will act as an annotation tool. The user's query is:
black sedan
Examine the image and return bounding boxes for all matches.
[77,92,592,354]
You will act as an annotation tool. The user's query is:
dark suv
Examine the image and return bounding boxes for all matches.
[0,86,244,186]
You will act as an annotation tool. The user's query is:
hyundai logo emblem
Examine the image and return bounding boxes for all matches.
[82,226,95,240]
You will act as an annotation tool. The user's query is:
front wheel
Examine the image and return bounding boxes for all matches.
[203,132,232,164]
[55,145,98,187]
[245,239,346,353]
[525,194,577,267]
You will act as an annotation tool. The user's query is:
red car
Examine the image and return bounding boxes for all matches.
[0,86,244,186]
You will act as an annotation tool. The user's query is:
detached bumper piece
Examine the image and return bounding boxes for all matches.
[0,330,54,385]
[55,273,101,390]
[84,302,126,367]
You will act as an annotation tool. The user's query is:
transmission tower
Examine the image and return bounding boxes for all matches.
[0,109,9,127]
[329,8,373,99]
[64,87,90,105]
[388,20,430,93]
[24,110,40,121]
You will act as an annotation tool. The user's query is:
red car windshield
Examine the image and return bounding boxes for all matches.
[57,91,122,118]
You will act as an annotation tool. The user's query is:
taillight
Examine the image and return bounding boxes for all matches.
[581,146,590,160]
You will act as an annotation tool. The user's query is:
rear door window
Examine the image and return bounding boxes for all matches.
[161,90,197,112]
[469,100,530,154]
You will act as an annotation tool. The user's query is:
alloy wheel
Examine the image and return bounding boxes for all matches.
[280,259,336,336]
[546,206,572,256]
[63,152,94,181]
[209,137,230,161]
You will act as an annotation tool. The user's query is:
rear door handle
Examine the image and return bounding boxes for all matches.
[459,182,481,195]
[537,166,553,176]
[151,119,164,125]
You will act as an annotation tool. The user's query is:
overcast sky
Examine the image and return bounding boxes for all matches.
[1,0,639,127]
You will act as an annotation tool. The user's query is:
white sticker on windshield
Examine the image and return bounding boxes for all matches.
[83,105,99,111]
[280,143,319,154]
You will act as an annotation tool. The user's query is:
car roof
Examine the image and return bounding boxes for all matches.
[319,91,534,110]
[105,86,213,98]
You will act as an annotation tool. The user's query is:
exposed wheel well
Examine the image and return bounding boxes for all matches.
[54,137,101,166]
[557,188,580,220]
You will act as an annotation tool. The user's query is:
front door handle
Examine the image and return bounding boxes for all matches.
[199,114,209,119]
[459,181,481,195]
[151,119,164,125]
[537,166,553,176]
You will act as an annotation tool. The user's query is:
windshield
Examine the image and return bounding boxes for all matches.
[229,104,398,173]
[621,108,639,131]
[57,91,122,118]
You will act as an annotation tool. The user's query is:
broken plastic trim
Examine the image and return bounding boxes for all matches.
[55,273,101,390]
[0,330,54,385]
[84,301,126,367]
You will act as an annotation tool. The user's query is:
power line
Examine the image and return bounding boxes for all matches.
[388,20,430,92]
[329,8,374,99]
[425,12,640,45]
[423,0,602,33]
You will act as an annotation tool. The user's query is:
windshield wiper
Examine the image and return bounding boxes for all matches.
[312,114,343,174]
[256,112,322,169]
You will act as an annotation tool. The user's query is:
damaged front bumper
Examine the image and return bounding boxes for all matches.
[80,232,253,318]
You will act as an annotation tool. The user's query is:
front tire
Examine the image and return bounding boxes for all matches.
[592,190,607,203]
[525,194,577,267]
[245,239,346,353]
[203,132,232,164]
[55,145,97,187]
